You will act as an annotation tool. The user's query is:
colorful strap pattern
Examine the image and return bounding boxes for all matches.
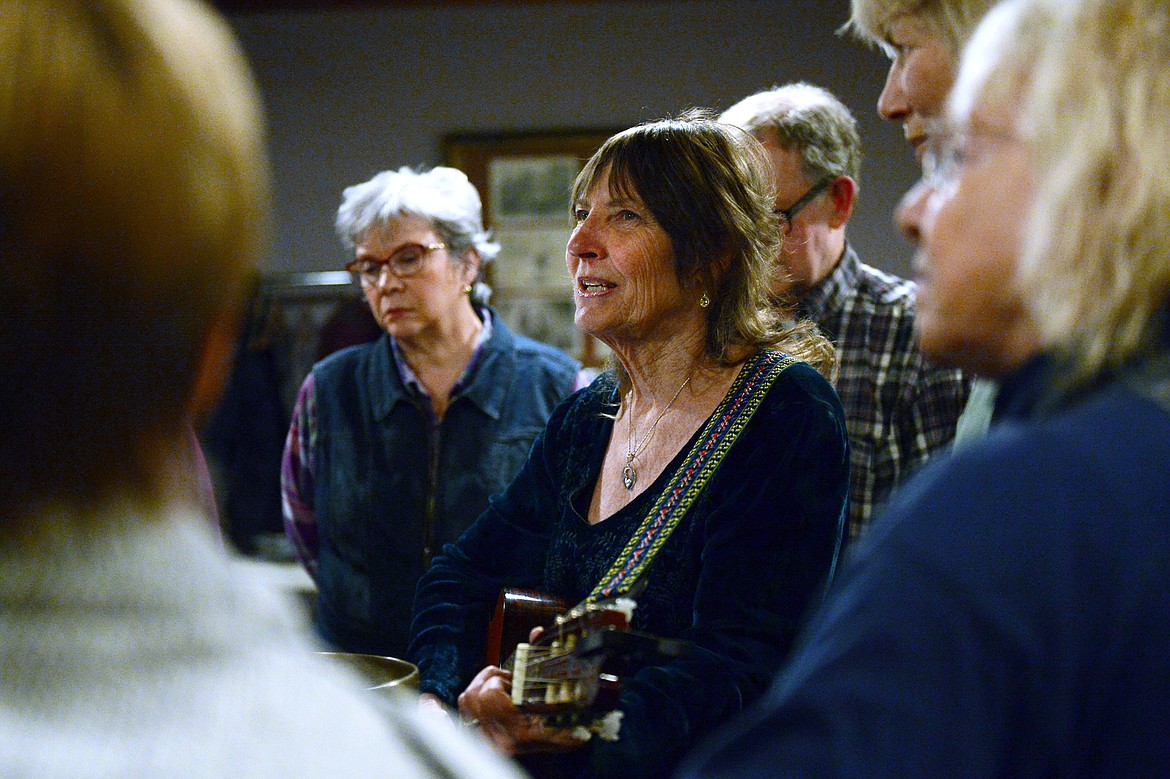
[587,351,798,603]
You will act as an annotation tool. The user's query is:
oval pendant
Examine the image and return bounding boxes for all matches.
[622,464,637,490]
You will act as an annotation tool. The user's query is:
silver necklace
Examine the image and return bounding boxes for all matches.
[622,374,692,490]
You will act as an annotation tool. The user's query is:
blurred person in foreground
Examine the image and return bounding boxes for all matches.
[679,0,1170,774]
[282,166,580,658]
[721,83,968,537]
[848,0,1004,441]
[408,112,850,778]
[0,1,525,776]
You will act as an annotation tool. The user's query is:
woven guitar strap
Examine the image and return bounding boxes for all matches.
[586,350,798,604]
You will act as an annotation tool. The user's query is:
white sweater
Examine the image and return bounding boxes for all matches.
[0,501,521,779]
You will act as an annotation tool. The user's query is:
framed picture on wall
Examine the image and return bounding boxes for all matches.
[443,129,620,368]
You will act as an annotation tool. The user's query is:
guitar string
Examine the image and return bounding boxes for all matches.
[510,608,625,699]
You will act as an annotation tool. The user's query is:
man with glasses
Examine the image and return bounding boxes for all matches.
[721,83,969,537]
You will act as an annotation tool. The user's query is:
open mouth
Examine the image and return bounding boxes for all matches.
[577,278,615,295]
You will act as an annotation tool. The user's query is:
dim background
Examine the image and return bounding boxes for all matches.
[215,0,919,279]
[205,0,922,555]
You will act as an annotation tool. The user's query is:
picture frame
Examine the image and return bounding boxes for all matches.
[444,129,620,368]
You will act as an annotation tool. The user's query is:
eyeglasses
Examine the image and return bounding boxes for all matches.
[920,123,1021,188]
[774,176,835,232]
[920,131,964,188]
[345,242,446,283]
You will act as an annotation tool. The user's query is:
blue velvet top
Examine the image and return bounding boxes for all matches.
[408,356,850,778]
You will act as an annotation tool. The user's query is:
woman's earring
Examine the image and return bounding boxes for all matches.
[463,284,474,295]
[699,292,711,309]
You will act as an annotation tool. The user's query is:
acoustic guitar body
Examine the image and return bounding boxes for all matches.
[486,588,569,668]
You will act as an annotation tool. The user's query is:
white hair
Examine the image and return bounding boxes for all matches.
[336,166,498,303]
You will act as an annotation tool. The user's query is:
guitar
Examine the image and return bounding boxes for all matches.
[486,588,688,740]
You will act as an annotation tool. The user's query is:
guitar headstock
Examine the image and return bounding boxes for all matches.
[509,597,687,736]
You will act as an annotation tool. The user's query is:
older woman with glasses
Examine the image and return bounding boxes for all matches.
[281,166,582,658]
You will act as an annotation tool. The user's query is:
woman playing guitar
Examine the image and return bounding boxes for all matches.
[407,114,849,778]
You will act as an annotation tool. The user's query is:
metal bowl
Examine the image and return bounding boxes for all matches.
[318,652,420,695]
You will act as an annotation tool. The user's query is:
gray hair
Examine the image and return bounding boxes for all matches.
[336,166,498,305]
[719,82,862,186]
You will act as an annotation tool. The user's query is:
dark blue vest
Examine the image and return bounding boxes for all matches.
[311,313,579,656]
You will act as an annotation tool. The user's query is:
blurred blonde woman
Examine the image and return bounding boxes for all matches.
[847,0,1007,441]
[848,0,1002,161]
[680,0,1170,775]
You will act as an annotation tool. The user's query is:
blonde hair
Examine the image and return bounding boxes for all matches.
[847,0,1002,58]
[0,0,270,510]
[1018,0,1170,383]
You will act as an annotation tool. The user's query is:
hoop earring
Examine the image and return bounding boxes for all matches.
[699,292,711,309]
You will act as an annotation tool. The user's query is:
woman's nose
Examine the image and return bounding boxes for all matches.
[371,264,406,291]
[566,220,600,262]
[877,62,910,124]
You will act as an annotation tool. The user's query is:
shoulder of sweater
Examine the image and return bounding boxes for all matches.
[767,358,843,412]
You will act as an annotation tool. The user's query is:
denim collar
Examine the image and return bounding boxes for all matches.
[368,306,517,422]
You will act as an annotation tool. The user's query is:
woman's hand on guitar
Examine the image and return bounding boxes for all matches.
[457,665,586,756]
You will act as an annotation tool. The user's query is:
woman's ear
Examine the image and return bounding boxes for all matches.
[705,249,734,294]
[186,307,240,428]
[461,248,482,287]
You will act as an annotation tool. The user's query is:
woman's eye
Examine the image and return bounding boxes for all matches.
[572,208,589,222]
[885,35,913,61]
[618,210,640,221]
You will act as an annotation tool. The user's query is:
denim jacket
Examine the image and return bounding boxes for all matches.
[311,313,579,656]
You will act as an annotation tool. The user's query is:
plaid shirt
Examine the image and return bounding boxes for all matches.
[800,245,970,537]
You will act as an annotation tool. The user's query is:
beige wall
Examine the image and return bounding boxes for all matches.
[225,0,919,279]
